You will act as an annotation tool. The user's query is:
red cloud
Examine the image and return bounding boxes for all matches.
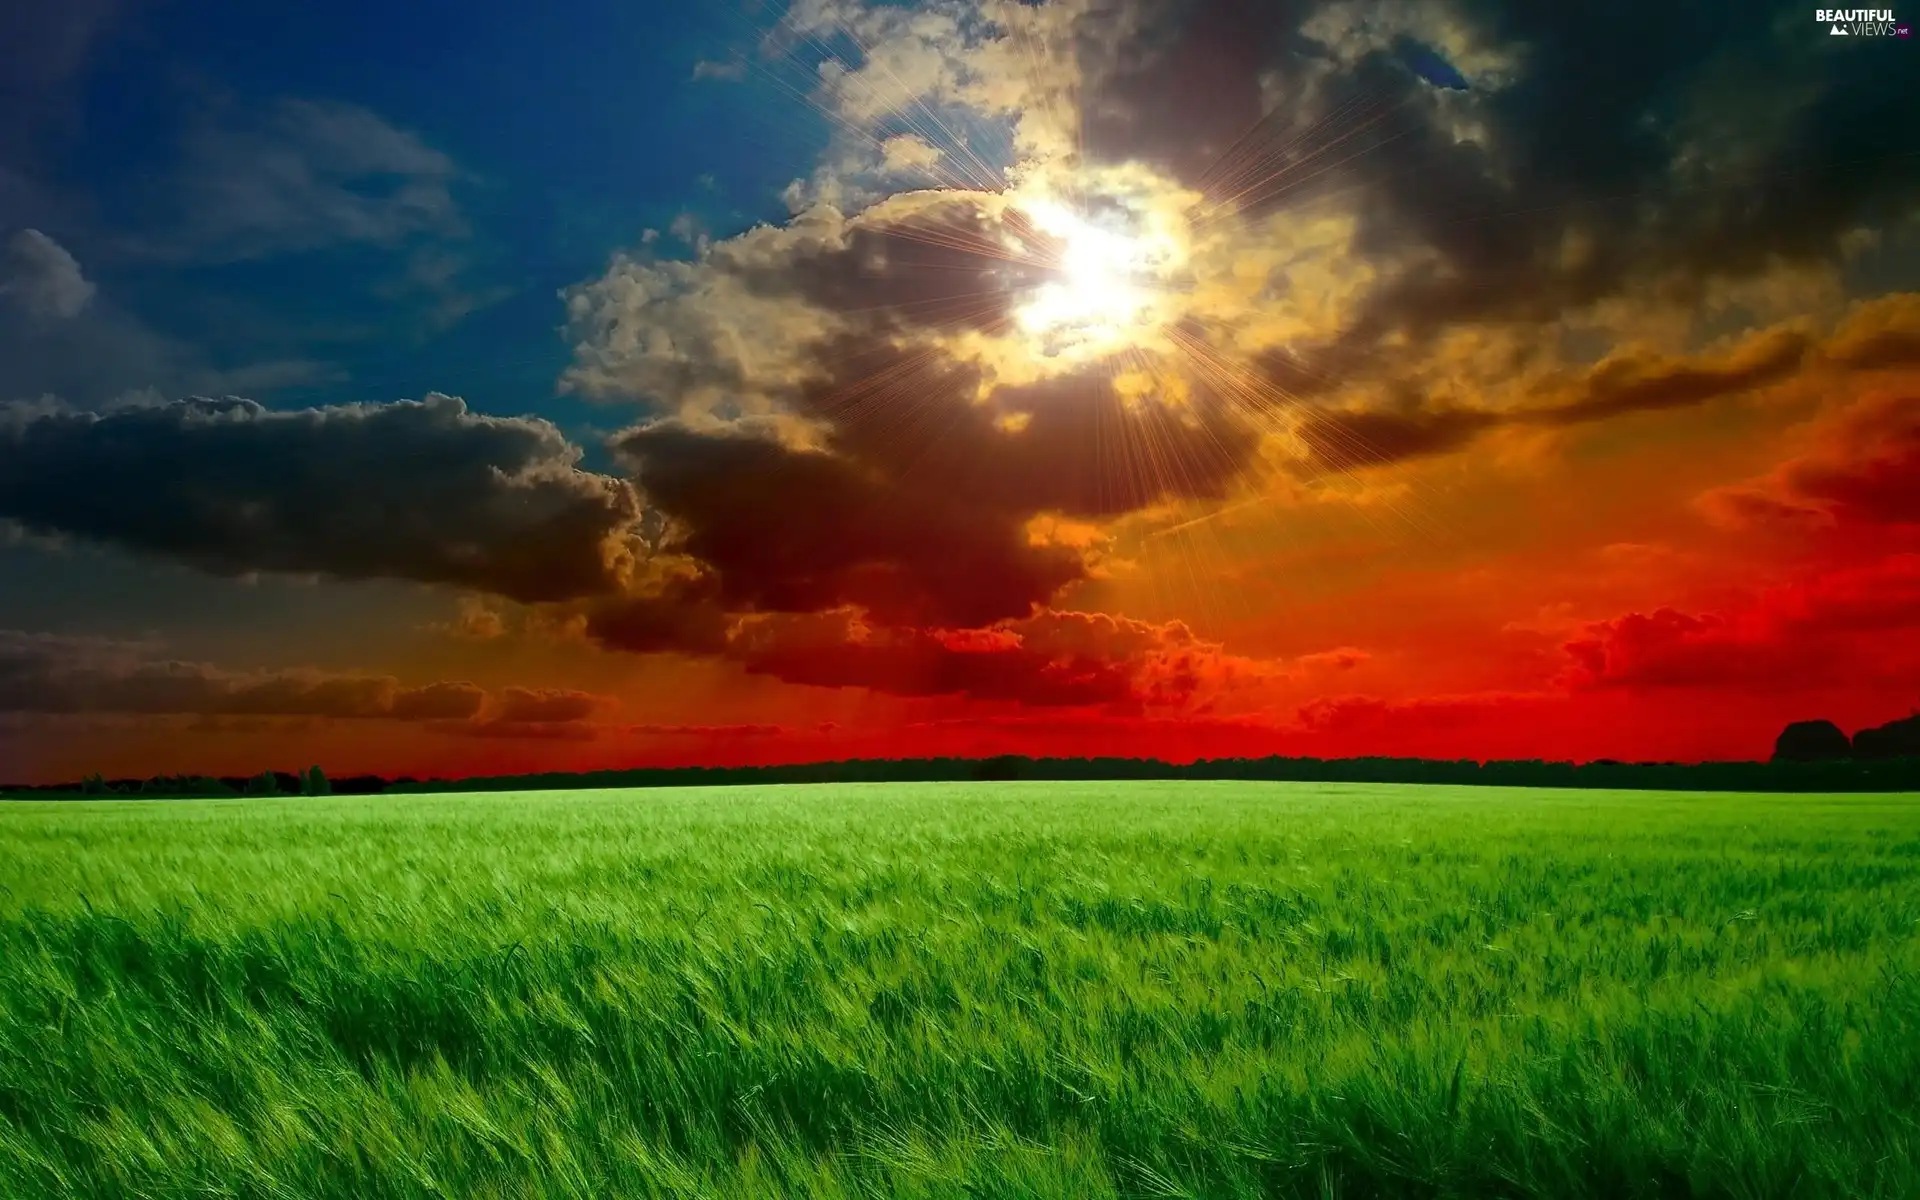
[725,609,1175,708]
[712,607,1325,710]
[1561,553,1920,690]
[1702,391,1920,531]
[492,686,619,724]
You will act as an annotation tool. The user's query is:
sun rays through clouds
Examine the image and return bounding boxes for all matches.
[5,0,1920,778]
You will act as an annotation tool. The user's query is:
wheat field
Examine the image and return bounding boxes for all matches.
[1,781,1916,1198]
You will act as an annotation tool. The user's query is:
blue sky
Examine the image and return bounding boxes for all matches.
[1,0,820,435]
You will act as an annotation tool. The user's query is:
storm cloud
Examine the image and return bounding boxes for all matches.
[0,393,641,603]
[0,630,488,720]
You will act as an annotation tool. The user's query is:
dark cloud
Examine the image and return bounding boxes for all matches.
[492,686,618,724]
[584,587,733,656]
[610,336,1258,628]
[612,607,1228,709]
[389,681,489,721]
[415,685,624,739]
[1295,406,1500,471]
[1069,0,1920,350]
[1291,324,1832,472]
[1076,0,1303,189]
[1703,391,1920,531]
[0,394,641,603]
[725,198,1057,335]
[807,347,1259,516]
[626,722,786,738]
[583,599,1265,710]
[0,630,488,719]
[615,420,1085,627]
[1824,294,1920,373]
[546,0,1920,717]
[728,613,1142,706]
[429,718,602,741]
[1539,328,1813,425]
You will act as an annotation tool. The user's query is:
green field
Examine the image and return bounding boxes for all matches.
[1,782,1917,1199]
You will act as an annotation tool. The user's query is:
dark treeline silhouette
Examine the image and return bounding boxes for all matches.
[17,766,370,800]
[5,735,1917,800]
[1778,712,1920,762]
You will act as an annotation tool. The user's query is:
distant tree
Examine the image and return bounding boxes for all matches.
[80,772,109,796]
[301,765,330,796]
[245,770,280,796]
[1852,712,1920,760]
[1772,719,1852,762]
[972,755,1027,782]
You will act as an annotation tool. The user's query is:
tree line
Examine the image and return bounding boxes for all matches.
[4,714,1917,800]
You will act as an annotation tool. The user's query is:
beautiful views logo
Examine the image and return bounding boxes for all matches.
[1816,7,1908,33]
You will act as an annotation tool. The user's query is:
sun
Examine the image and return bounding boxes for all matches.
[1012,195,1181,359]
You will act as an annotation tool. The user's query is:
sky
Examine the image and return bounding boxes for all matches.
[2,0,1918,784]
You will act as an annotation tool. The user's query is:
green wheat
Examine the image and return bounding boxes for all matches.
[1,781,1916,1198]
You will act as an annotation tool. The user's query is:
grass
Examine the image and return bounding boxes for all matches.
[0,781,1917,1199]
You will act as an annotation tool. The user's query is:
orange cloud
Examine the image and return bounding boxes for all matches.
[1701,390,1920,533]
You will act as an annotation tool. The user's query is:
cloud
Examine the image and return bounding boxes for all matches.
[391,249,515,332]
[570,0,1920,565]
[1534,326,1814,425]
[0,631,637,748]
[778,0,1920,342]
[429,718,604,741]
[546,0,1920,707]
[610,418,1089,628]
[388,681,491,721]
[432,597,511,641]
[1294,406,1500,471]
[492,686,619,724]
[626,722,787,738]
[1824,292,1920,373]
[1285,311,1893,473]
[0,229,94,318]
[0,249,338,408]
[161,98,465,262]
[1703,389,1920,532]
[0,630,488,719]
[415,683,624,740]
[722,609,1152,706]
[1560,553,1920,691]
[585,601,1315,710]
[1293,689,1558,738]
[0,393,641,603]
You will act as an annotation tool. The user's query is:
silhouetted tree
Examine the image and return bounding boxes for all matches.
[301,765,330,796]
[1852,712,1920,760]
[245,770,280,796]
[1772,720,1852,762]
[972,755,1027,782]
